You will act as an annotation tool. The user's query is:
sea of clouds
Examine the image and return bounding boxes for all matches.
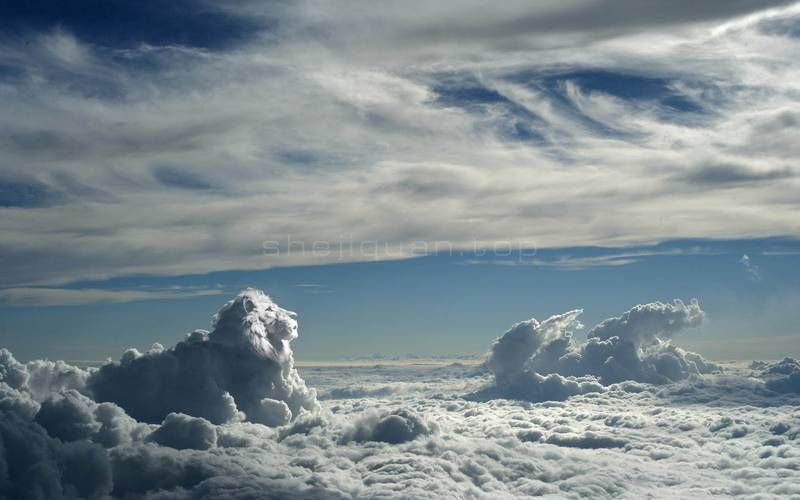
[1,289,799,499]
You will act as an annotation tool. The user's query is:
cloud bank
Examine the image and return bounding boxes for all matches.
[1,289,800,498]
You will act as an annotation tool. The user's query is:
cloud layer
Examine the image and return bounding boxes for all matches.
[1,2,800,288]
[1,289,800,498]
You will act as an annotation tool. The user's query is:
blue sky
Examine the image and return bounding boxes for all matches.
[2,237,798,361]
[1,1,800,361]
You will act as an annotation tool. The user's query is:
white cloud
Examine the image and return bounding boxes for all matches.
[87,289,318,424]
[740,253,762,280]
[756,357,800,394]
[341,408,435,444]
[484,300,718,401]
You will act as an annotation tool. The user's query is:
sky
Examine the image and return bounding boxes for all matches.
[1,0,800,361]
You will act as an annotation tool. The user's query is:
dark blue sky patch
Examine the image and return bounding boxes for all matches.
[554,70,653,98]
[433,82,511,107]
[657,94,703,113]
[431,75,539,119]
[551,70,701,112]
[504,70,624,138]
[152,166,214,190]
[430,75,547,144]
[1,0,268,50]
[0,177,61,208]
[505,68,709,137]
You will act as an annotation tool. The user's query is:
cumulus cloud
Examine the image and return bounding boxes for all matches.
[0,290,330,497]
[471,370,605,403]
[0,382,39,420]
[319,383,431,400]
[0,347,93,421]
[24,358,90,401]
[487,309,585,386]
[2,346,92,401]
[29,388,147,448]
[342,408,434,444]
[0,348,29,391]
[757,357,800,394]
[544,431,628,449]
[88,289,317,425]
[34,390,101,442]
[484,300,718,401]
[251,398,294,427]
[0,408,113,500]
[147,413,218,450]
[586,299,705,347]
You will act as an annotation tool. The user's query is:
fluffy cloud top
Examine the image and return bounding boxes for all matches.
[342,408,434,444]
[88,289,317,425]
[147,413,218,450]
[485,299,718,401]
[586,299,705,347]
[756,357,800,394]
[487,309,584,386]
